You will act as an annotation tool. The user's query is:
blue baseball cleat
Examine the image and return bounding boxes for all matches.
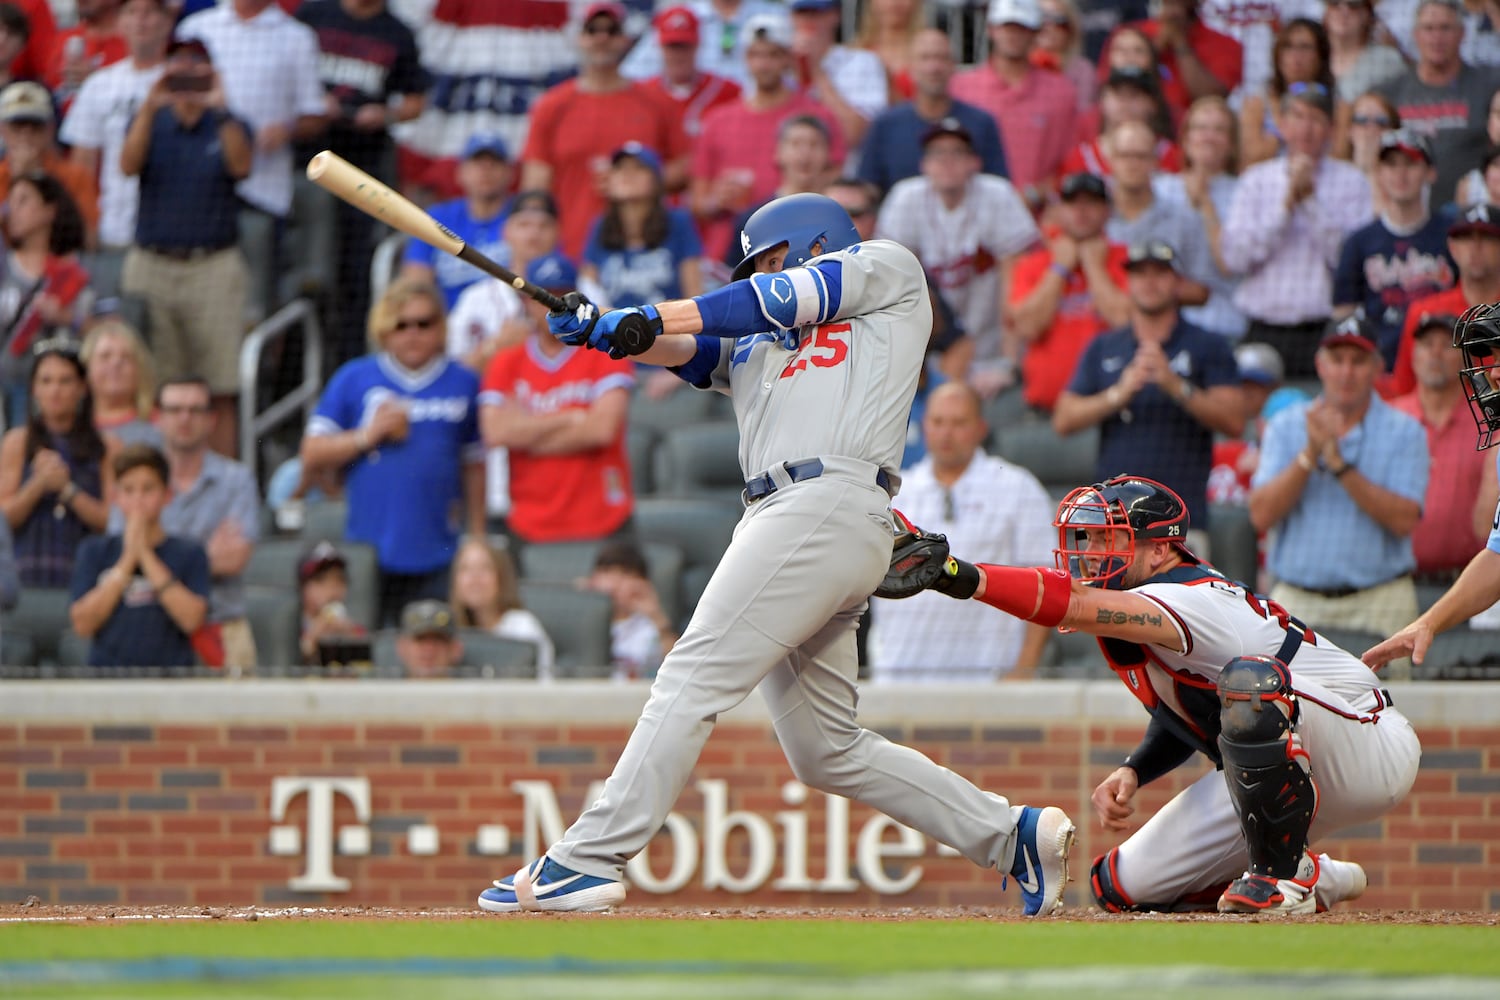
[1010,805,1076,916]
[478,856,626,914]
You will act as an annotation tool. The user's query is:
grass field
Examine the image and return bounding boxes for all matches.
[3,915,1499,1000]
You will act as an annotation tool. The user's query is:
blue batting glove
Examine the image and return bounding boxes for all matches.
[587,304,663,359]
[548,295,599,346]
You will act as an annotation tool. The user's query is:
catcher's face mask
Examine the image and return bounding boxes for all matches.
[1054,485,1135,589]
[1456,302,1500,450]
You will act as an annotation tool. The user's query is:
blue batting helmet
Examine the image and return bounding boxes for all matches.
[730,192,860,281]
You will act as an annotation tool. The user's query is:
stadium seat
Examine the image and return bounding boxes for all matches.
[455,630,540,678]
[994,418,1099,498]
[245,539,379,630]
[0,631,35,669]
[301,500,349,543]
[56,629,92,669]
[369,628,540,679]
[633,497,741,617]
[279,175,337,304]
[2,588,73,666]
[519,539,685,630]
[517,582,614,678]
[628,386,719,436]
[652,421,743,504]
[1206,504,1258,587]
[1409,630,1500,680]
[245,586,302,670]
[982,385,1031,439]
[1416,581,1453,615]
[627,424,658,496]
[1038,627,1102,679]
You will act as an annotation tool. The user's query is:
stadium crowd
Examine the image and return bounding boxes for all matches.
[1,0,1499,680]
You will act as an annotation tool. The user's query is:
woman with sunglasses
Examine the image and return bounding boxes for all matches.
[300,277,487,627]
[1239,18,1343,168]
[1324,0,1406,105]
[0,341,113,589]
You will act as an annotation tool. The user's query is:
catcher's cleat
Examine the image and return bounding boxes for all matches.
[478,856,626,914]
[1313,854,1366,913]
[1217,852,1319,915]
[1010,805,1076,917]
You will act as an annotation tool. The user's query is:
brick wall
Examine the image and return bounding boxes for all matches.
[1,683,1497,911]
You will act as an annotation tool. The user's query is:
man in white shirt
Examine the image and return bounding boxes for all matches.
[870,382,1054,681]
[787,0,887,147]
[61,0,171,300]
[876,119,1040,394]
[177,0,327,319]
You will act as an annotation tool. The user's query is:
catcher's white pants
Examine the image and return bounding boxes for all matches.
[1110,676,1421,904]
[550,470,1021,879]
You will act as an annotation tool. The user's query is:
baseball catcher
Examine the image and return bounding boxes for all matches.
[888,474,1421,914]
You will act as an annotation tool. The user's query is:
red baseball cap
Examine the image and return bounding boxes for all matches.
[655,5,699,46]
[583,2,626,25]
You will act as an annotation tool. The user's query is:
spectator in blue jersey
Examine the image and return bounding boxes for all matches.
[856,28,1008,195]
[581,142,703,307]
[399,135,512,309]
[1332,128,1456,370]
[68,443,210,670]
[300,277,486,626]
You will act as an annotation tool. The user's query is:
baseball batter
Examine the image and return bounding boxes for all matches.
[477,193,1076,915]
[891,474,1421,913]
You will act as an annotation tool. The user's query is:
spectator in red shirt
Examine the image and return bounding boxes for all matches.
[1390,310,1498,581]
[1128,0,1241,116]
[690,11,844,262]
[951,0,1077,213]
[5,0,55,84]
[520,2,688,259]
[640,6,741,141]
[47,0,127,99]
[479,252,636,549]
[1007,171,1131,411]
[1388,204,1500,397]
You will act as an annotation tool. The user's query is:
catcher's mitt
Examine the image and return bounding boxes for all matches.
[875,512,952,600]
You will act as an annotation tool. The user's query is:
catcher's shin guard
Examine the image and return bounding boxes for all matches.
[1216,656,1316,880]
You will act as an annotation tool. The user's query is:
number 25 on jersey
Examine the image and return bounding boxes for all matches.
[780,323,850,380]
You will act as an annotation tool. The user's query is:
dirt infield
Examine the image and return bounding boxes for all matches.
[7,901,1496,924]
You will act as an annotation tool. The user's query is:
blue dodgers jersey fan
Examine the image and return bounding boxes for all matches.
[309,355,483,572]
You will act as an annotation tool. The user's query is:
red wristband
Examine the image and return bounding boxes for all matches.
[974,565,1073,627]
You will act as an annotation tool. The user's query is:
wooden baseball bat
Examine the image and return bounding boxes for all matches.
[304,150,568,312]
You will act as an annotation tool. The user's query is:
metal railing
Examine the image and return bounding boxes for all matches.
[238,298,324,482]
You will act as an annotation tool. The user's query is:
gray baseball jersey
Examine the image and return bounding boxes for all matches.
[693,238,930,482]
[545,238,1032,890]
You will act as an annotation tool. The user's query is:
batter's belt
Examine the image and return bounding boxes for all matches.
[742,457,895,506]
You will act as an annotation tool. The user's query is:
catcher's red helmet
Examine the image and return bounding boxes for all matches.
[1053,475,1192,587]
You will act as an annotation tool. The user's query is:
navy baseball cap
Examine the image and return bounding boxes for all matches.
[1412,310,1459,339]
[1060,171,1109,201]
[611,141,663,178]
[462,134,510,161]
[525,252,578,292]
[790,0,839,10]
[507,189,558,219]
[921,116,975,151]
[1450,203,1500,238]
[1320,315,1378,354]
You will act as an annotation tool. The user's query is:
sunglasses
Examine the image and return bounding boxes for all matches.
[1286,81,1329,97]
[583,21,622,37]
[1351,114,1393,127]
[393,316,439,331]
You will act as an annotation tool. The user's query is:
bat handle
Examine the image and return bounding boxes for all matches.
[551,290,587,315]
